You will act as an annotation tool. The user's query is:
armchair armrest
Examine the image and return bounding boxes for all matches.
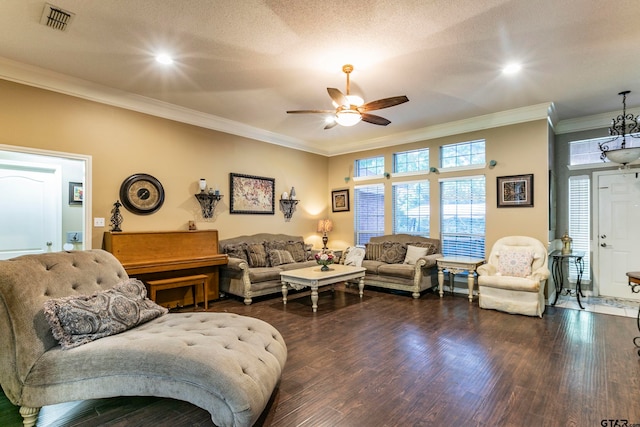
[477,264,497,276]
[416,253,443,269]
[529,266,550,282]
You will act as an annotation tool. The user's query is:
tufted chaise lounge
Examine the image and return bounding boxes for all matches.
[0,249,287,427]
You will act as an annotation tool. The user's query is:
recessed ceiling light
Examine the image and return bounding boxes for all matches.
[503,62,522,75]
[155,53,174,65]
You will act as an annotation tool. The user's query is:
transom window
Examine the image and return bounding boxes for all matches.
[393,148,429,173]
[569,135,640,166]
[355,156,384,177]
[440,139,485,169]
[392,180,430,236]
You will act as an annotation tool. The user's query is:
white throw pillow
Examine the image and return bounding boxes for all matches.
[344,246,365,267]
[403,245,429,265]
[497,250,534,277]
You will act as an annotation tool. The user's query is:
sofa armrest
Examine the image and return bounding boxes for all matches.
[416,253,443,269]
[223,257,249,272]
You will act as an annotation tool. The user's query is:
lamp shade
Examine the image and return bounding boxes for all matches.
[317,219,333,233]
[335,110,361,126]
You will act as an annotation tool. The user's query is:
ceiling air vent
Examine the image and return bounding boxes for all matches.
[40,3,75,32]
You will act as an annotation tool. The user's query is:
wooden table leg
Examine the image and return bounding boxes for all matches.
[438,266,444,297]
[281,281,288,305]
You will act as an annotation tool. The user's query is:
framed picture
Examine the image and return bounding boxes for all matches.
[497,174,533,208]
[332,189,350,212]
[229,173,275,214]
[68,182,83,205]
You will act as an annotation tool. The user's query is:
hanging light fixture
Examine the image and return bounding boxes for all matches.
[599,91,640,168]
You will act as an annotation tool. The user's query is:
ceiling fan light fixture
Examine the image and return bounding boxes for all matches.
[346,95,364,107]
[335,110,362,126]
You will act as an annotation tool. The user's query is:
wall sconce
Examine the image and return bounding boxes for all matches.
[317,219,333,250]
[384,172,391,179]
[489,160,497,169]
[279,187,299,221]
[344,177,350,183]
[194,178,223,219]
[429,166,439,174]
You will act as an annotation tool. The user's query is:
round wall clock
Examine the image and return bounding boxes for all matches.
[119,173,165,215]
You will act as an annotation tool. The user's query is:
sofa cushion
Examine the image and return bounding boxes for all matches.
[377,263,417,280]
[379,242,407,264]
[248,267,283,283]
[362,259,385,275]
[286,241,307,262]
[247,243,268,267]
[343,246,365,267]
[268,249,295,266]
[265,240,288,251]
[404,245,429,265]
[498,249,534,277]
[42,278,168,350]
[408,241,438,255]
[364,242,385,261]
[222,243,248,262]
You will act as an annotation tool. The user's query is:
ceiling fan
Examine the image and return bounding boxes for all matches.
[286,64,409,129]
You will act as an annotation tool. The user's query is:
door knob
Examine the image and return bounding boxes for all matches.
[600,243,607,247]
[600,234,606,239]
[46,241,52,246]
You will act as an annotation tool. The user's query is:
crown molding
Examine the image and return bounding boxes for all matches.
[326,102,554,156]
[0,57,318,153]
[0,56,553,157]
[555,107,640,134]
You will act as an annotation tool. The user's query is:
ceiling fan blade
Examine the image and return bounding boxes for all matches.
[360,95,409,112]
[361,113,391,126]
[327,88,348,107]
[324,121,338,130]
[286,109,335,114]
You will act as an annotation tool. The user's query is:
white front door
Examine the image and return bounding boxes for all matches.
[0,160,61,259]
[597,172,640,300]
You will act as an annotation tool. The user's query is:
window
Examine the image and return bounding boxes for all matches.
[440,176,486,258]
[393,148,429,173]
[355,156,384,177]
[568,175,591,281]
[354,184,384,245]
[440,139,485,169]
[570,135,640,166]
[392,180,429,236]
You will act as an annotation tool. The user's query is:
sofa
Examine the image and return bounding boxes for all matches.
[343,234,442,298]
[0,249,287,427]
[219,233,318,305]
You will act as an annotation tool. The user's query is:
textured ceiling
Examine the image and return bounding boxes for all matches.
[0,0,639,155]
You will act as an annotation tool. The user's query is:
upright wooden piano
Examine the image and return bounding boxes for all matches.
[103,230,227,308]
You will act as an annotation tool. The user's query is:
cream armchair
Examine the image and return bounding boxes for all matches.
[477,236,550,317]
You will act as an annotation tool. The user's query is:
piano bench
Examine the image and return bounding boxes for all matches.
[147,274,209,310]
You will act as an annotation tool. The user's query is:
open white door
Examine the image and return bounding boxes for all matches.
[0,160,61,259]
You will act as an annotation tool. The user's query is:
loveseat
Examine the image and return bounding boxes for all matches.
[344,234,443,298]
[0,249,287,427]
[219,233,318,305]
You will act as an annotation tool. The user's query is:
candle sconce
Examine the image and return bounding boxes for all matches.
[195,191,223,219]
[195,179,222,219]
[279,199,299,221]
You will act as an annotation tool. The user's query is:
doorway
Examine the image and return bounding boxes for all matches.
[595,170,640,300]
[0,145,91,260]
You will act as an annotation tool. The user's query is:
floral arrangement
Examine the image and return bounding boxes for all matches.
[314,252,335,270]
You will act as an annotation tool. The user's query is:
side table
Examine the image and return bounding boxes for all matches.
[550,250,585,309]
[437,256,486,302]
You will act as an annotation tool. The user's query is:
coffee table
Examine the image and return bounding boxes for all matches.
[280,264,366,312]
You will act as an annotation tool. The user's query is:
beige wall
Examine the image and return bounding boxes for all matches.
[0,79,329,249]
[327,120,550,252]
[1,79,549,254]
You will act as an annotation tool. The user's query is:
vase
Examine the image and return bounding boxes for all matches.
[320,264,330,271]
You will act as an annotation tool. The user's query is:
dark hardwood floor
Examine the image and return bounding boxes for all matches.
[2,284,640,427]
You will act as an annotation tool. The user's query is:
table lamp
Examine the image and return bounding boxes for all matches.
[317,219,333,251]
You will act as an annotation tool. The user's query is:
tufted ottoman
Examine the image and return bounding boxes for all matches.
[0,250,287,427]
